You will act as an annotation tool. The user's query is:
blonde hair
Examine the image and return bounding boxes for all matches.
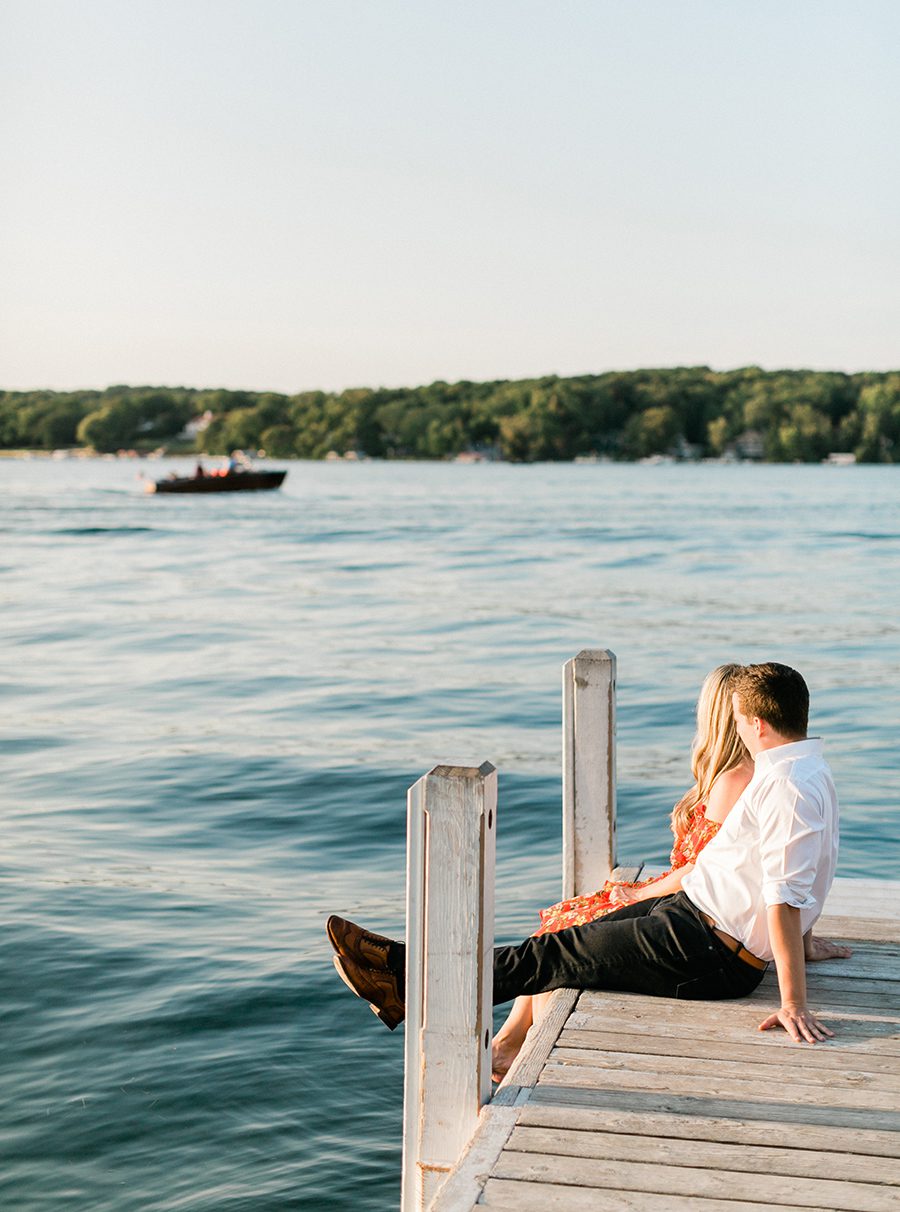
[671,664,749,840]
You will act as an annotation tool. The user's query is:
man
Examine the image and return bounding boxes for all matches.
[328,663,848,1044]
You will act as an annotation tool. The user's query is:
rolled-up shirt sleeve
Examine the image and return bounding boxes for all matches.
[757,776,824,909]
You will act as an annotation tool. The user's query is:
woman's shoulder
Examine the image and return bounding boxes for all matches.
[715,763,754,794]
[705,763,754,822]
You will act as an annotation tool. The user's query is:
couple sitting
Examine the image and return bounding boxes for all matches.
[327,662,850,1076]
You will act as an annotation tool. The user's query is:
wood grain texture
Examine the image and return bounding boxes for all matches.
[505,1124,900,1184]
[558,1026,900,1065]
[402,764,496,1212]
[517,1101,900,1158]
[492,1151,898,1212]
[529,1080,900,1132]
[478,1177,837,1211]
[493,988,578,1102]
[538,1058,900,1110]
[562,649,616,899]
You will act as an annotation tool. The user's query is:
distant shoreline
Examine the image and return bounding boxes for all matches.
[2,367,897,462]
[0,447,866,467]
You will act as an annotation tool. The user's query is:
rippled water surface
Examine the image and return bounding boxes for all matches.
[2,457,898,1209]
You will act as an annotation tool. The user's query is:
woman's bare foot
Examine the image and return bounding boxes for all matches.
[491,1033,524,1082]
[491,995,534,1082]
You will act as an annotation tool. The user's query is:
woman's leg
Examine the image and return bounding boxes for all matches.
[532,990,555,1023]
[491,995,533,1081]
[493,895,674,1004]
[491,901,675,1080]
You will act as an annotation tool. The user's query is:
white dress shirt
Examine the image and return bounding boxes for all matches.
[681,738,840,962]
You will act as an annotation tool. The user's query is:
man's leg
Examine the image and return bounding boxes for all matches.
[493,893,761,1004]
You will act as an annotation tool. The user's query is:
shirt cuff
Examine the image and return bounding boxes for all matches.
[763,882,817,910]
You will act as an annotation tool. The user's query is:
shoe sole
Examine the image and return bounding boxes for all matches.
[325,916,343,956]
[332,955,402,1031]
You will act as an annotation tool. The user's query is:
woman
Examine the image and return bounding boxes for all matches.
[491,663,753,1081]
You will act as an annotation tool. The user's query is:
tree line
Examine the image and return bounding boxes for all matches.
[2,367,899,462]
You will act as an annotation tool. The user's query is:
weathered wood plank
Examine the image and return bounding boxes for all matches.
[549,1044,900,1091]
[612,864,645,882]
[573,974,899,1009]
[529,1081,900,1132]
[539,1058,900,1110]
[558,1027,900,1067]
[402,763,496,1212]
[504,1124,900,1184]
[762,974,900,995]
[478,1177,833,1211]
[821,879,900,921]
[493,988,577,1102]
[566,1018,896,1056]
[806,963,900,983]
[517,1102,900,1159]
[492,1151,899,1211]
[754,990,900,1012]
[427,1104,520,1212]
[816,916,899,942]
[562,649,616,899]
[575,989,900,1023]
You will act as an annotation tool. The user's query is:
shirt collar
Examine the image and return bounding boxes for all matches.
[754,737,823,770]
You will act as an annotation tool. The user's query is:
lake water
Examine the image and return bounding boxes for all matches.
[2,457,898,1210]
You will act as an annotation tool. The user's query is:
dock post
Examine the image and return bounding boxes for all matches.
[401,762,497,1212]
[562,649,617,898]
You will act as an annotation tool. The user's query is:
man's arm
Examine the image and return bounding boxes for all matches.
[759,904,834,1043]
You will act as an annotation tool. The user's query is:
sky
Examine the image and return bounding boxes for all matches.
[2,0,898,394]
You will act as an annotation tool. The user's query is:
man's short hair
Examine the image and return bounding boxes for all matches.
[732,662,809,739]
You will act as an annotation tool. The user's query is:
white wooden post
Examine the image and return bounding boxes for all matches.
[562,649,616,898]
[401,762,497,1212]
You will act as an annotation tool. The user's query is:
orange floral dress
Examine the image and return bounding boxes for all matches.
[534,804,721,936]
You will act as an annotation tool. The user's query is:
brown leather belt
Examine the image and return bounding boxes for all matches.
[699,912,768,971]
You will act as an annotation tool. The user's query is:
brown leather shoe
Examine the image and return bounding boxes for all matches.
[332,953,405,1030]
[326,915,396,971]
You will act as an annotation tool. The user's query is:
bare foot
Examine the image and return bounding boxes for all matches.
[491,1035,524,1082]
[806,935,853,961]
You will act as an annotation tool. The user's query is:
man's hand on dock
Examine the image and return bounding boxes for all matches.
[758,1004,834,1043]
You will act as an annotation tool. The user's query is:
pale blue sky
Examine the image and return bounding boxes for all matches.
[3,0,898,393]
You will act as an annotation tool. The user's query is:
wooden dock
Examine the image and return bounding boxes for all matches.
[398,652,899,1211]
[431,877,900,1212]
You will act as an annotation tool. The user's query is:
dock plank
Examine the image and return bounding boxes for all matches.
[557,1027,900,1065]
[478,1177,838,1211]
[517,1102,900,1158]
[539,1057,900,1111]
[504,1124,900,1184]
[569,1008,900,1047]
[548,1043,900,1088]
[528,1081,900,1132]
[491,1151,898,1212]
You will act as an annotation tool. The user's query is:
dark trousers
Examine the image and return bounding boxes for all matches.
[493,892,766,1005]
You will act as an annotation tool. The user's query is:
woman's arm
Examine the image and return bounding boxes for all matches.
[609,863,694,906]
[613,761,752,909]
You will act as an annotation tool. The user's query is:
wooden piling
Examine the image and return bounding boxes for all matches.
[401,762,497,1212]
[562,648,617,898]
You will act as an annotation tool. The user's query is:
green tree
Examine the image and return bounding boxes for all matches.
[854,378,900,462]
[773,404,833,462]
[621,405,680,459]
